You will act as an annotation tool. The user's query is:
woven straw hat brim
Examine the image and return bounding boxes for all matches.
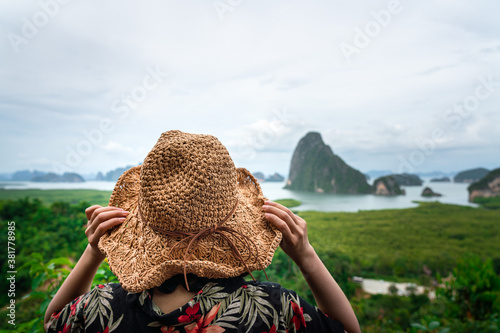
[98,165,282,293]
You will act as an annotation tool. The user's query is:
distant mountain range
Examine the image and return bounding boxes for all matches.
[95,165,137,182]
[364,170,457,180]
[454,168,490,183]
[0,165,142,183]
[1,170,85,183]
[0,151,492,187]
[252,172,285,183]
[32,172,84,183]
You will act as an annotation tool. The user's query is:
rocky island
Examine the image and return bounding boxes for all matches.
[468,168,500,201]
[430,177,451,183]
[285,132,371,194]
[250,172,285,183]
[421,187,442,197]
[454,168,489,183]
[266,173,285,182]
[32,172,84,182]
[390,173,423,186]
[252,172,265,182]
[96,165,136,182]
[373,176,405,196]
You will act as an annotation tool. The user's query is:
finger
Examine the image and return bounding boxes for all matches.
[264,212,293,240]
[262,205,299,233]
[265,201,307,231]
[89,206,124,225]
[86,217,126,244]
[264,201,298,221]
[85,205,102,220]
[88,209,128,233]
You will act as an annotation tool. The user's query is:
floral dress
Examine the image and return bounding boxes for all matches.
[47,277,344,333]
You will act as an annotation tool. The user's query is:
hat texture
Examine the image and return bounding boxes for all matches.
[98,130,282,293]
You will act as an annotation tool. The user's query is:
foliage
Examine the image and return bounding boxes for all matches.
[408,255,500,333]
[299,202,500,279]
[0,189,112,206]
[0,191,499,332]
[436,255,500,321]
[410,319,449,333]
[0,253,118,332]
[0,198,89,306]
[473,196,500,210]
[273,198,301,208]
[467,168,500,191]
[11,253,74,332]
[353,256,500,332]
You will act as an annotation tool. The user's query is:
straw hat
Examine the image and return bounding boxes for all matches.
[98,130,282,293]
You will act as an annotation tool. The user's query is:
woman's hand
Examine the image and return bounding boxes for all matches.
[84,205,128,260]
[262,201,314,266]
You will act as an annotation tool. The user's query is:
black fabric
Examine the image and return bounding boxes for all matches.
[156,274,246,294]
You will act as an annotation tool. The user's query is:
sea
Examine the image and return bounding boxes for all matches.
[0,179,476,212]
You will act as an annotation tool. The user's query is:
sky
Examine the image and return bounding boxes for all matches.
[1,0,499,178]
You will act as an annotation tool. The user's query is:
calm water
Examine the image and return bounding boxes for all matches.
[260,180,476,212]
[0,179,475,212]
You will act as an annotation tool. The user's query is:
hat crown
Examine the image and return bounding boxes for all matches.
[139,130,238,232]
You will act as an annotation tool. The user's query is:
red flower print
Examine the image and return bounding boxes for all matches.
[242,285,248,289]
[97,284,105,289]
[97,327,109,333]
[161,327,180,333]
[185,303,224,333]
[261,324,277,333]
[70,297,81,316]
[290,300,306,330]
[58,323,71,333]
[179,302,201,323]
[50,311,61,320]
[197,289,203,295]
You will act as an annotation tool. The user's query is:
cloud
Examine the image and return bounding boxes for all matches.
[101,141,134,153]
[0,0,499,175]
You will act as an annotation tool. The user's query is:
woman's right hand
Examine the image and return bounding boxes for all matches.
[262,200,315,266]
[84,205,128,259]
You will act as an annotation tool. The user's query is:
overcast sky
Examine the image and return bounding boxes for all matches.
[1,0,499,178]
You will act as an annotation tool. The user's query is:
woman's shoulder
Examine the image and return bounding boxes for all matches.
[244,280,345,332]
[47,282,131,333]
